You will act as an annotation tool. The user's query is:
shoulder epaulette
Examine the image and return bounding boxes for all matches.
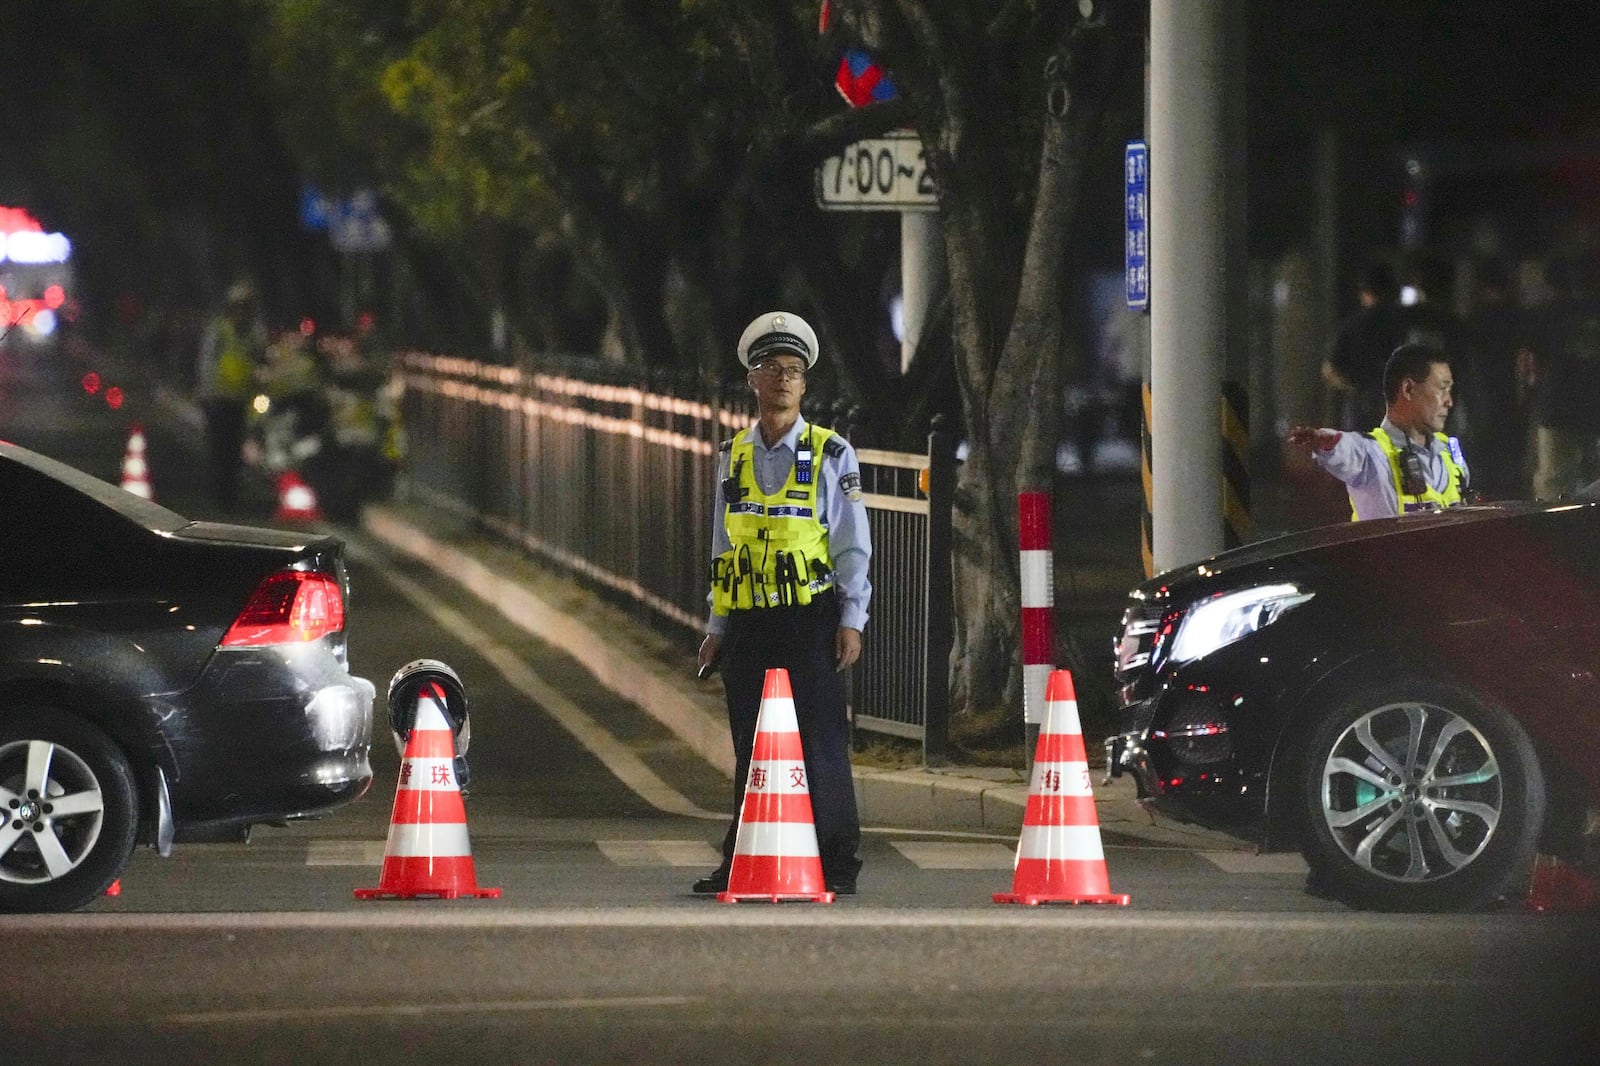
[718,437,734,453]
[822,436,846,458]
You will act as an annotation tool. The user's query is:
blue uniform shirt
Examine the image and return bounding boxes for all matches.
[706,416,872,635]
[1314,417,1470,520]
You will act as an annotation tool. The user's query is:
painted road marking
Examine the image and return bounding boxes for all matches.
[165,995,695,1026]
[1200,851,1309,874]
[305,840,389,867]
[597,839,722,867]
[889,841,1016,870]
[345,540,721,821]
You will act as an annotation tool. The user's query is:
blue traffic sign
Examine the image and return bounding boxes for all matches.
[1125,141,1149,311]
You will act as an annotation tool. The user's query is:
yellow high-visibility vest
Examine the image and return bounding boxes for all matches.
[1355,428,1466,520]
[711,425,838,614]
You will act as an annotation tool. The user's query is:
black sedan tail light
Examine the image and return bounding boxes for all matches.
[221,569,346,647]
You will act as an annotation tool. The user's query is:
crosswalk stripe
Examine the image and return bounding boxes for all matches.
[889,842,1016,870]
[304,838,1310,874]
[1200,851,1309,874]
[305,840,389,867]
[596,840,722,867]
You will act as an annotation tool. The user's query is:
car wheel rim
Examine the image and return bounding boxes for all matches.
[1320,701,1502,883]
[0,739,107,885]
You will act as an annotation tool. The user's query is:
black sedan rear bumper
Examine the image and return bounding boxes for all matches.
[156,643,375,834]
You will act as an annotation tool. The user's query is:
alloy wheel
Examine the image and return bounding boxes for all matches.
[1319,701,1502,883]
[0,738,107,885]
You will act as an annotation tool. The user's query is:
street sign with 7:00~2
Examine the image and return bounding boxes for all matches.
[815,133,938,212]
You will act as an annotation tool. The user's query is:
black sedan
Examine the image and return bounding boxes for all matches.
[1108,496,1600,912]
[0,441,374,912]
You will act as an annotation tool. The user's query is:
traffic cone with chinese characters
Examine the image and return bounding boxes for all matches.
[994,669,1130,906]
[274,470,322,523]
[718,668,834,903]
[120,424,153,499]
[355,682,500,900]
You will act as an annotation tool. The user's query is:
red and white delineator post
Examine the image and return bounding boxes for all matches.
[1018,492,1055,749]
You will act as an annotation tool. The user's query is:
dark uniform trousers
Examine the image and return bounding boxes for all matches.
[717,589,862,883]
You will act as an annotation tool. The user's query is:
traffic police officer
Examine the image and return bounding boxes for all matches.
[693,311,872,895]
[1289,342,1470,520]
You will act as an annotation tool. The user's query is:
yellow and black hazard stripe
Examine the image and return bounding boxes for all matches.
[1221,380,1251,549]
[1141,383,1154,578]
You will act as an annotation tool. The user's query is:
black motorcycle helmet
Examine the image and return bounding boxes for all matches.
[386,658,470,754]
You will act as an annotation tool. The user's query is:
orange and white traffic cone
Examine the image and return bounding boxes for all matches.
[1526,854,1599,914]
[994,669,1130,906]
[120,424,153,499]
[274,470,322,523]
[718,668,834,903]
[355,682,500,900]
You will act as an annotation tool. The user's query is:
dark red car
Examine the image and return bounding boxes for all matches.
[1109,496,1600,911]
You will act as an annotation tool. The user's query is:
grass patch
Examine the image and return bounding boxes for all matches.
[946,705,1027,768]
[850,730,924,769]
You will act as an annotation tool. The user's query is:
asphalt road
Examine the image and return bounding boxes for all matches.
[3,345,1597,1063]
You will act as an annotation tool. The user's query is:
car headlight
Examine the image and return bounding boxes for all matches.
[1167,583,1313,664]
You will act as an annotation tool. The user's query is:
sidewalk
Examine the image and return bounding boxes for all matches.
[360,493,1250,852]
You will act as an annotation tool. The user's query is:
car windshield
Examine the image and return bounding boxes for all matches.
[0,440,189,533]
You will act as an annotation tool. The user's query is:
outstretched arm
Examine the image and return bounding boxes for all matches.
[1286,425,1340,453]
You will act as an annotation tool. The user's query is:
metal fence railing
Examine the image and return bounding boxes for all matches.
[394,351,955,761]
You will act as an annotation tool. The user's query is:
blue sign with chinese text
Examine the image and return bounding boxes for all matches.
[1125,141,1149,311]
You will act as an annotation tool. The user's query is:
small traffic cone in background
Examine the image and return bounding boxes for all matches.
[120,424,153,499]
[994,669,1130,906]
[355,682,500,900]
[1526,854,1599,914]
[104,878,121,897]
[274,470,323,523]
[718,668,834,903]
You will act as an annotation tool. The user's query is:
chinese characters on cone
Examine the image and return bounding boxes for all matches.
[719,668,834,903]
[355,682,499,900]
[994,669,1130,906]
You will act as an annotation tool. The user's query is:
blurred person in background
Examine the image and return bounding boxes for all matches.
[1462,258,1537,498]
[250,321,329,473]
[1527,251,1600,499]
[1323,259,1401,431]
[195,280,266,511]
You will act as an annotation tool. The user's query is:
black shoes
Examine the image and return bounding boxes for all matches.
[825,879,856,896]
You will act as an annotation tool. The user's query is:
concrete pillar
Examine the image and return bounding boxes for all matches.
[1149,0,1243,572]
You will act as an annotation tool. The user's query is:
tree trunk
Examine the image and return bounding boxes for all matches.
[845,1,1138,719]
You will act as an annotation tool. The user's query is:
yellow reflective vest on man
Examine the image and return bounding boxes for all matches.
[1356,427,1466,519]
[711,426,840,613]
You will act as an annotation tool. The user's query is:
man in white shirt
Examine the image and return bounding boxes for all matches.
[1288,343,1470,520]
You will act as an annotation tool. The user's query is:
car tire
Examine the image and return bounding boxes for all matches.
[1295,678,1545,912]
[0,708,140,914]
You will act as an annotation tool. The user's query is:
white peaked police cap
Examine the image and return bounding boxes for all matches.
[737,311,819,369]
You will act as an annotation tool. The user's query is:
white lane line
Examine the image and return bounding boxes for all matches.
[17,909,1472,933]
[597,839,723,867]
[1200,852,1310,875]
[347,541,721,821]
[890,841,1016,870]
[165,995,694,1026]
[305,840,389,866]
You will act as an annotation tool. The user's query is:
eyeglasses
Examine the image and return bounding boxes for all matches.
[753,364,806,382]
